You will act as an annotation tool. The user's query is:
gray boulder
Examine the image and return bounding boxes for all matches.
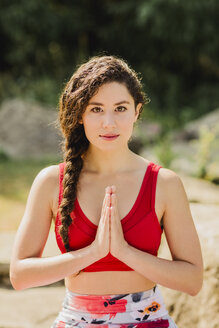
[0,98,63,159]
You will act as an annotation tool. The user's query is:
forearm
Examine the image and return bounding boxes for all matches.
[10,244,99,290]
[119,245,203,296]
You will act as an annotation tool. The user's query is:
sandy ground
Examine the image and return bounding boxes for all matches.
[0,175,219,328]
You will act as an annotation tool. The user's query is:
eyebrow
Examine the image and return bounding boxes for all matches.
[87,100,131,106]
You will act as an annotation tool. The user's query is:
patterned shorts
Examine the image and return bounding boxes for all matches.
[51,285,178,328]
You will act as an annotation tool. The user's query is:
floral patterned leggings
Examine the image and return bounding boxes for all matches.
[51,285,178,328]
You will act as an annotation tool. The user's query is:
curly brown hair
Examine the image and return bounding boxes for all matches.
[55,54,149,252]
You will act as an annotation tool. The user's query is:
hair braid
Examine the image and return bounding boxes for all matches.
[58,126,89,252]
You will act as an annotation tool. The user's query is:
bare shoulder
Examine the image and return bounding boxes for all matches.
[35,164,59,182]
[157,166,190,219]
[28,165,59,212]
[156,167,187,211]
[157,167,184,191]
[35,164,60,214]
[33,164,60,190]
[158,166,181,180]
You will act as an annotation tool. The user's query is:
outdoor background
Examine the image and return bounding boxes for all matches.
[0,1,218,327]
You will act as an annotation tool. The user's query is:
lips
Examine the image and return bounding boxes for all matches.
[99,134,119,140]
[100,134,119,137]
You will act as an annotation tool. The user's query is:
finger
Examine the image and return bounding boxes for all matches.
[101,190,111,218]
[111,196,118,221]
[104,197,111,221]
[103,186,110,204]
[111,185,116,193]
[105,206,110,224]
[104,206,110,226]
[102,195,110,221]
[105,186,111,194]
[111,193,116,207]
[110,206,115,227]
[106,186,112,207]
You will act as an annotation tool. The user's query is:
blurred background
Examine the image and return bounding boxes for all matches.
[0,1,218,327]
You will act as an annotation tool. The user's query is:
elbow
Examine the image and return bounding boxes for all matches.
[187,265,204,296]
[10,274,28,291]
[10,264,18,290]
[188,284,202,296]
[10,275,21,290]
[10,271,24,290]
[10,264,26,291]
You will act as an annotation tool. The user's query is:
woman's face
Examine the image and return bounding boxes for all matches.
[80,81,142,151]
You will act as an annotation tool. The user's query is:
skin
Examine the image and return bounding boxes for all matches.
[79,81,142,174]
[10,82,203,296]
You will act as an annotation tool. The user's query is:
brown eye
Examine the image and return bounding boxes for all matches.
[116,106,127,112]
[91,107,102,113]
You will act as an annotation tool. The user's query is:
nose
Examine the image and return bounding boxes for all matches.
[102,113,116,129]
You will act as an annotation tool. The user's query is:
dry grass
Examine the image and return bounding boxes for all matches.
[0,157,60,232]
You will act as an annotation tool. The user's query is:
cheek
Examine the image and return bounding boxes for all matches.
[119,114,135,129]
[83,120,100,141]
[83,117,98,130]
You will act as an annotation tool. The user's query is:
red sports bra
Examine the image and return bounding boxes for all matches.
[55,161,164,272]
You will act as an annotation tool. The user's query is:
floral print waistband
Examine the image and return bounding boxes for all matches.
[51,285,172,327]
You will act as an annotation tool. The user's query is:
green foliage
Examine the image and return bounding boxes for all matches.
[154,133,176,168]
[0,148,10,162]
[191,124,219,179]
[0,156,61,201]
[0,73,61,107]
[0,0,218,121]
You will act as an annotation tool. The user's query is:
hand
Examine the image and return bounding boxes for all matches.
[91,186,111,259]
[109,185,129,258]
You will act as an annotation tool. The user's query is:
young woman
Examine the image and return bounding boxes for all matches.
[10,55,203,328]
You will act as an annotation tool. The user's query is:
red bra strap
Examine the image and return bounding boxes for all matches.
[151,163,162,211]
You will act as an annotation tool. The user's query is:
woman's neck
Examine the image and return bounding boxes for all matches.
[82,148,138,175]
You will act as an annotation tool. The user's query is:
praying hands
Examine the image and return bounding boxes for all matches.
[92,185,129,259]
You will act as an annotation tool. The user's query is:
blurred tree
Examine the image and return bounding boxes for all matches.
[0,0,218,127]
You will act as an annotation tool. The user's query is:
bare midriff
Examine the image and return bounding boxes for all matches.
[65,271,156,295]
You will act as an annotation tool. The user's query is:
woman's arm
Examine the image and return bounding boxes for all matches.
[118,169,204,296]
[10,166,99,290]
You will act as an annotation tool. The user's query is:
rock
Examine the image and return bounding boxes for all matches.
[179,174,219,205]
[139,109,219,182]
[173,107,219,141]
[0,98,63,159]
[0,286,66,327]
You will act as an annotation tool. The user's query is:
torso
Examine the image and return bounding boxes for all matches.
[51,155,165,295]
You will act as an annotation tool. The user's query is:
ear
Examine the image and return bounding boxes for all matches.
[134,103,142,122]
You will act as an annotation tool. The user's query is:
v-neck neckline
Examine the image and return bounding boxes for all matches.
[74,161,153,230]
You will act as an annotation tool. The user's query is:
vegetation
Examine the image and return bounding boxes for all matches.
[0,156,60,202]
[0,0,218,130]
[191,124,219,181]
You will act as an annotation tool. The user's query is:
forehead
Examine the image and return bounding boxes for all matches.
[89,82,133,102]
